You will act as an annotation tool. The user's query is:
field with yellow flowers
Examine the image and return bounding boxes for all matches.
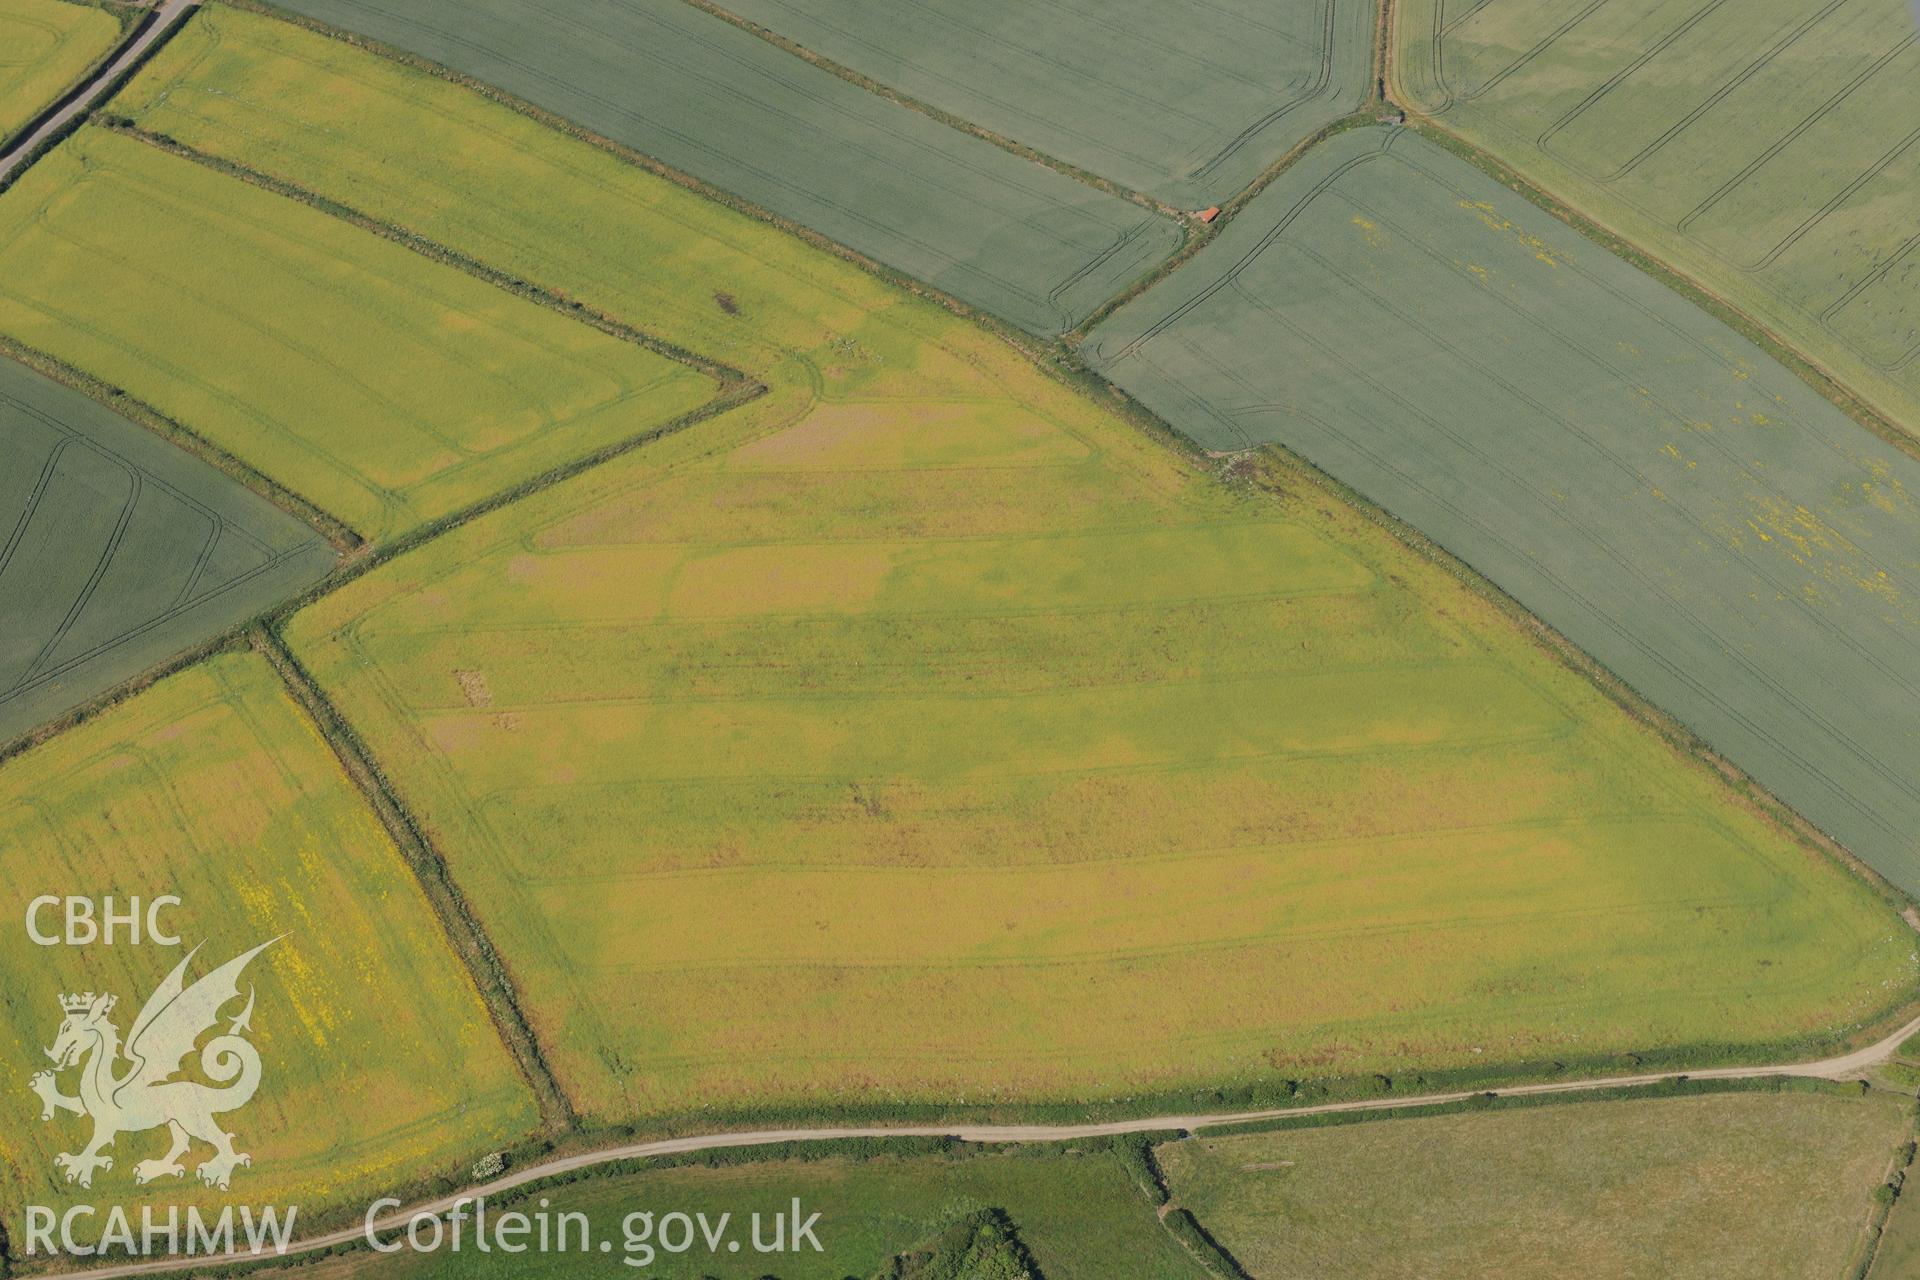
[0,651,538,1227]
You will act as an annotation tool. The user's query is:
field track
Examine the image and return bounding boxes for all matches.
[0,0,196,186]
[59,1008,1920,1280]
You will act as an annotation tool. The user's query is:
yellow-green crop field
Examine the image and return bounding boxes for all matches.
[1158,1088,1913,1279]
[284,353,1920,1120]
[112,3,1916,1120]
[114,3,915,395]
[0,650,537,1226]
[119,5,1920,1121]
[0,126,713,543]
[0,0,118,145]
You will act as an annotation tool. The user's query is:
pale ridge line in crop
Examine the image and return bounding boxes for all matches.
[56,1009,1920,1280]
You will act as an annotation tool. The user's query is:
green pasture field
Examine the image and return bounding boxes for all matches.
[1881,1193,1920,1279]
[1158,1088,1912,1279]
[1087,126,1920,899]
[0,0,120,145]
[257,0,1180,334]
[1395,0,1920,441]
[716,0,1374,207]
[131,2,1920,1124]
[0,650,537,1238]
[0,126,714,542]
[231,1144,1201,1279]
[0,356,335,745]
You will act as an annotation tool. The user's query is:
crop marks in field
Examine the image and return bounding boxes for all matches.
[0,0,119,146]
[1088,127,1920,899]
[133,4,1918,1121]
[0,127,715,543]
[715,0,1375,207]
[285,322,1917,1120]
[0,358,335,745]
[1396,0,1920,439]
[0,651,538,1229]
[262,0,1181,335]
[1157,1088,1912,1278]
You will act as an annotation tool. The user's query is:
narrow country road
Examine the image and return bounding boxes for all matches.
[57,1009,1920,1279]
[0,0,200,186]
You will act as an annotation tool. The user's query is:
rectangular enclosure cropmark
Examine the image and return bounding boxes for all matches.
[106,4,1912,1126]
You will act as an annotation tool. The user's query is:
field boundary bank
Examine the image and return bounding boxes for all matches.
[100,121,752,387]
[250,628,577,1132]
[7,9,1920,1270]
[0,335,361,551]
[1063,0,1399,342]
[0,0,200,192]
[1381,116,1920,462]
[1381,0,1912,462]
[45,1032,1920,1280]
[1065,112,1385,342]
[0,0,145,157]
[231,0,1127,365]
[11,0,1912,1071]
[0,374,763,768]
[1854,1126,1919,1279]
[675,0,1182,219]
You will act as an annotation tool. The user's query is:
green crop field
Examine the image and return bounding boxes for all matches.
[127,7,1919,1122]
[259,0,1180,335]
[234,1144,1200,1279]
[0,0,119,145]
[0,356,335,745]
[1395,0,1920,442]
[716,0,1374,207]
[0,127,714,543]
[1158,1088,1912,1279]
[1088,126,1920,899]
[0,650,538,1235]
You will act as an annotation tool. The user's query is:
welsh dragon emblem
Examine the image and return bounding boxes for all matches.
[29,939,277,1190]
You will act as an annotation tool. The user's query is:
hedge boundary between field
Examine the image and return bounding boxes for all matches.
[107,1076,1909,1280]
[250,627,575,1134]
[5,4,1920,1270]
[0,0,148,160]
